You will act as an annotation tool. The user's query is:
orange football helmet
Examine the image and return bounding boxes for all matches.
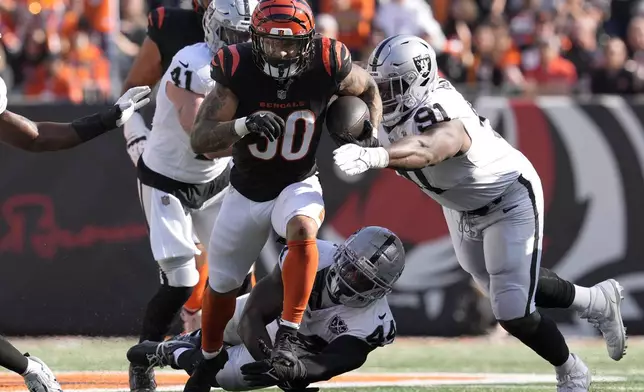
[249,0,315,80]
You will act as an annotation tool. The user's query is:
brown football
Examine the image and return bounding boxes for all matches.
[325,96,370,138]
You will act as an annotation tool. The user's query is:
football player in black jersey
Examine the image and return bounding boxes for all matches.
[0,77,150,392]
[188,0,382,385]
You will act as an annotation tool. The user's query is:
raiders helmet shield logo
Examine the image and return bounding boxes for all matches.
[413,55,432,78]
[328,315,348,335]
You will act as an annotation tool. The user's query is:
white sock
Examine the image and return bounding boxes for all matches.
[279,319,300,330]
[172,348,190,367]
[571,285,592,312]
[555,353,575,373]
[21,358,41,376]
[202,348,221,360]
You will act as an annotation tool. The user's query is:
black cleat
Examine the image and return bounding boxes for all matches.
[128,363,156,392]
[127,332,200,371]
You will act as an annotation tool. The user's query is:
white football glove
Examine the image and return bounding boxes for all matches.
[0,75,8,115]
[123,111,150,165]
[23,356,62,392]
[114,86,152,127]
[332,143,389,176]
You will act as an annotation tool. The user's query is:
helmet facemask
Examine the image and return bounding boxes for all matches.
[375,69,430,126]
[203,0,253,54]
[325,244,393,308]
[250,26,314,80]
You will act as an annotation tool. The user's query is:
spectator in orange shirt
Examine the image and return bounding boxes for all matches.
[23,55,83,102]
[65,18,111,100]
[319,0,374,57]
[524,36,577,95]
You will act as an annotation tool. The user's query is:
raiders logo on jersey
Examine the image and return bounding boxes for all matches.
[328,315,348,335]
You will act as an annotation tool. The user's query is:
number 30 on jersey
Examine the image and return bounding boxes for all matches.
[248,110,316,161]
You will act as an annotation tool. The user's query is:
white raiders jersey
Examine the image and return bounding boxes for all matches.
[379,79,535,211]
[278,240,396,348]
[143,43,231,184]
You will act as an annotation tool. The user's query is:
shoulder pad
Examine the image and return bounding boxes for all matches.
[210,44,251,90]
[167,44,213,94]
[316,37,352,85]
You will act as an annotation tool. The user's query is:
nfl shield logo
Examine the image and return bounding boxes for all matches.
[277,90,287,100]
[161,195,170,206]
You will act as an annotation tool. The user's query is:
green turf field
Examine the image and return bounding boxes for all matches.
[3,336,642,391]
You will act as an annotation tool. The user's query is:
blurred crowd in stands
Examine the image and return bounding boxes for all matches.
[2,0,644,103]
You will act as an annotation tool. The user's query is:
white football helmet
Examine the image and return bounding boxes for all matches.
[203,0,258,54]
[367,35,438,126]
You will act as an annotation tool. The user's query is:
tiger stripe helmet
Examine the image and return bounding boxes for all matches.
[249,0,315,80]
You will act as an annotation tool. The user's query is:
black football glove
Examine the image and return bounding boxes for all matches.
[182,349,228,392]
[245,111,286,142]
[241,357,308,388]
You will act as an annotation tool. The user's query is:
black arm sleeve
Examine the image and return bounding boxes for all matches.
[300,335,373,383]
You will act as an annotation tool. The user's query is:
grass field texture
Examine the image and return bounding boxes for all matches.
[0,335,642,392]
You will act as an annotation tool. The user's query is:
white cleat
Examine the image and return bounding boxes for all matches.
[556,354,591,392]
[23,356,63,392]
[580,279,627,361]
[181,307,202,333]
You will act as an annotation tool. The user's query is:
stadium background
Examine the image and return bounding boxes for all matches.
[2,0,644,340]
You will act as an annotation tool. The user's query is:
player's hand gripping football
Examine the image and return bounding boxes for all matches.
[333,143,390,176]
[113,86,152,127]
[245,111,285,142]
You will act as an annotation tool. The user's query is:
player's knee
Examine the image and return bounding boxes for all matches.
[498,311,541,337]
[286,215,319,241]
[208,273,246,295]
[158,256,200,288]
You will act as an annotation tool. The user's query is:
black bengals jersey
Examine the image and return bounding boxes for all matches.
[211,36,353,202]
[147,7,205,74]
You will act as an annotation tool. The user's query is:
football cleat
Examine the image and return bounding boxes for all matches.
[127,332,200,371]
[128,363,156,392]
[22,355,63,392]
[271,324,300,367]
[555,354,591,392]
[579,279,627,361]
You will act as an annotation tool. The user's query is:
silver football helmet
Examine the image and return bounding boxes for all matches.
[203,0,257,54]
[326,226,405,308]
[367,35,438,126]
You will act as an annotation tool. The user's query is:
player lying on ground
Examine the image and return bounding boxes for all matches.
[188,0,382,381]
[0,76,150,152]
[127,226,404,391]
[129,1,258,391]
[0,76,150,392]
[333,34,625,392]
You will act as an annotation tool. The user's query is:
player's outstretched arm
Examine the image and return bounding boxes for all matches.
[383,119,470,169]
[191,83,240,157]
[0,85,151,152]
[337,64,383,131]
[333,119,471,176]
[299,335,374,383]
[238,264,285,361]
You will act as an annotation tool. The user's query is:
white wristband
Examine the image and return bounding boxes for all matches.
[372,147,390,168]
[234,117,249,137]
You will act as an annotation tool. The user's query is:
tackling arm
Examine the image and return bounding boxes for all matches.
[299,335,374,383]
[384,120,470,169]
[190,83,240,157]
[0,111,85,152]
[238,264,285,361]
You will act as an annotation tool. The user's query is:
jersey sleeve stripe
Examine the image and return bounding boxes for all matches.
[333,40,343,71]
[228,45,241,77]
[217,49,226,75]
[321,37,332,76]
[157,7,166,29]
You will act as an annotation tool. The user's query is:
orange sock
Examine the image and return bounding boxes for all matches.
[201,288,236,353]
[184,262,208,312]
[281,239,319,325]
